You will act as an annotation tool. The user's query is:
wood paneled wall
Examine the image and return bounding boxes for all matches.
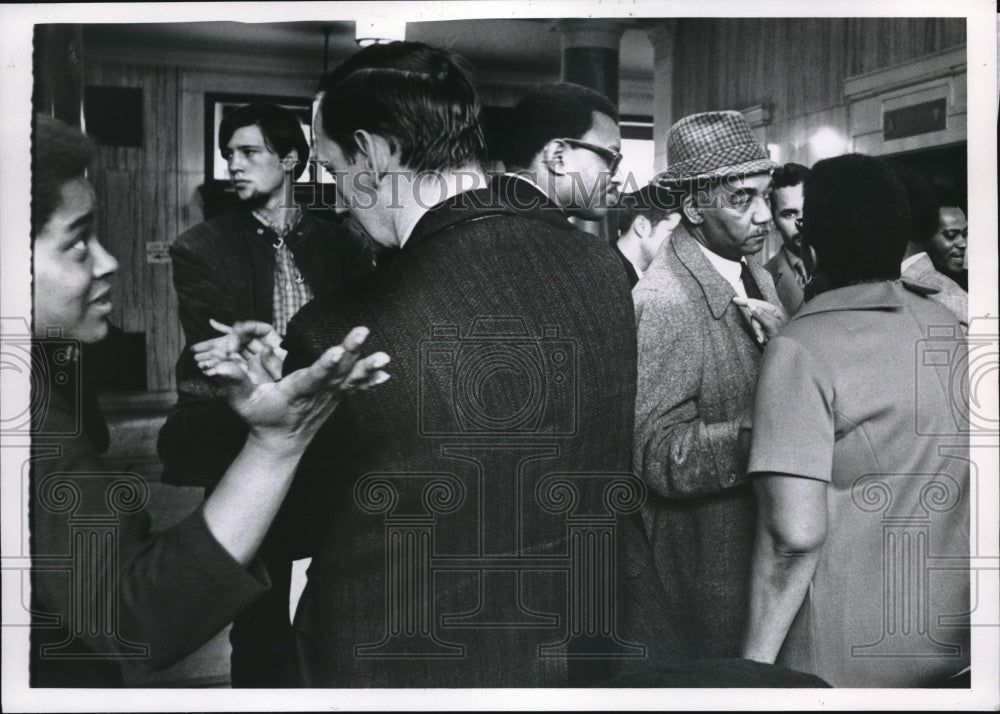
[845,18,967,76]
[672,18,966,121]
[85,62,184,392]
[83,57,320,393]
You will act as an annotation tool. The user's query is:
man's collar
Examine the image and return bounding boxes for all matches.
[405,175,576,250]
[782,243,805,266]
[671,224,743,319]
[901,251,928,272]
[794,278,939,319]
[694,240,744,288]
[251,205,302,236]
[504,172,548,197]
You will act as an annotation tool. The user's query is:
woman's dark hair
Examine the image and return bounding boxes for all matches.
[316,41,486,172]
[502,83,619,170]
[887,161,938,245]
[804,153,911,288]
[32,114,94,237]
[218,103,311,180]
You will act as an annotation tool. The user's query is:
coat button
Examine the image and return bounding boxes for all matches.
[257,228,264,235]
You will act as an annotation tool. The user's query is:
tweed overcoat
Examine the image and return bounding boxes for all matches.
[901,252,968,332]
[632,223,780,660]
[280,176,680,687]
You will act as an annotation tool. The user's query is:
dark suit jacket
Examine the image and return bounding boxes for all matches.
[763,245,807,315]
[633,225,781,660]
[281,176,680,687]
[158,207,372,488]
[614,244,641,287]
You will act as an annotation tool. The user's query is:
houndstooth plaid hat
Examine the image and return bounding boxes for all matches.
[655,110,778,186]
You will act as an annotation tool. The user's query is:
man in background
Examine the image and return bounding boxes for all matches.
[500,82,624,221]
[613,184,681,287]
[157,103,372,687]
[930,185,968,291]
[763,162,813,315]
[895,164,968,331]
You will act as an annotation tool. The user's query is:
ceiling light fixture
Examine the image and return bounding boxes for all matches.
[355,19,407,47]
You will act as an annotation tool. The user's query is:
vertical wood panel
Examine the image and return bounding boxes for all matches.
[674,18,964,121]
[84,60,183,392]
[847,18,965,76]
[92,169,142,332]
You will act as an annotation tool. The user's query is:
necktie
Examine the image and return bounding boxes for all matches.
[740,262,764,300]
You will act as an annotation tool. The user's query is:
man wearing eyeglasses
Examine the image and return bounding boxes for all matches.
[764,163,814,315]
[499,83,624,221]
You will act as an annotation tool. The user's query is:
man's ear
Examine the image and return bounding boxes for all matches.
[353,130,394,181]
[280,148,300,175]
[541,139,568,176]
[633,215,651,238]
[682,193,703,225]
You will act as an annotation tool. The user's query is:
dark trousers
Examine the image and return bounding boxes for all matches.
[228,530,295,688]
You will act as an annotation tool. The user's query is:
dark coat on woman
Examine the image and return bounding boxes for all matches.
[29,341,267,687]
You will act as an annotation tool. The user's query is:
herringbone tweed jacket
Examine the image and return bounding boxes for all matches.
[632,223,780,661]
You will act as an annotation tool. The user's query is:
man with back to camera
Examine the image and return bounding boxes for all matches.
[633,110,785,661]
[157,102,372,687]
[612,183,681,287]
[279,41,682,687]
[497,82,624,222]
[763,162,814,315]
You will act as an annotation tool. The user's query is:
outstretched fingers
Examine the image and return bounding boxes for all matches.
[342,352,391,391]
[282,326,390,400]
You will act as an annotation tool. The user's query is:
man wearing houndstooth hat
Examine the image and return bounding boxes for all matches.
[632,110,786,660]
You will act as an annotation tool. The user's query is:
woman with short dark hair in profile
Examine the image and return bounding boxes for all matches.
[27,114,389,687]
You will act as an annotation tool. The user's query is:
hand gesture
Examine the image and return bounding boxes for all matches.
[732,296,787,346]
[195,323,390,447]
[192,319,286,383]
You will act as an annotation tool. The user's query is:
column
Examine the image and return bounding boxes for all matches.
[556,20,628,105]
[647,21,677,174]
[33,24,84,125]
[555,20,628,241]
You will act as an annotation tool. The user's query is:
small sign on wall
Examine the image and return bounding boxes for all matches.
[883,98,947,141]
[146,241,171,264]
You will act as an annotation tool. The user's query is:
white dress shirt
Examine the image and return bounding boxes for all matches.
[695,241,749,299]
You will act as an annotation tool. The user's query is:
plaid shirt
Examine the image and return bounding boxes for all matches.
[253,207,314,336]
